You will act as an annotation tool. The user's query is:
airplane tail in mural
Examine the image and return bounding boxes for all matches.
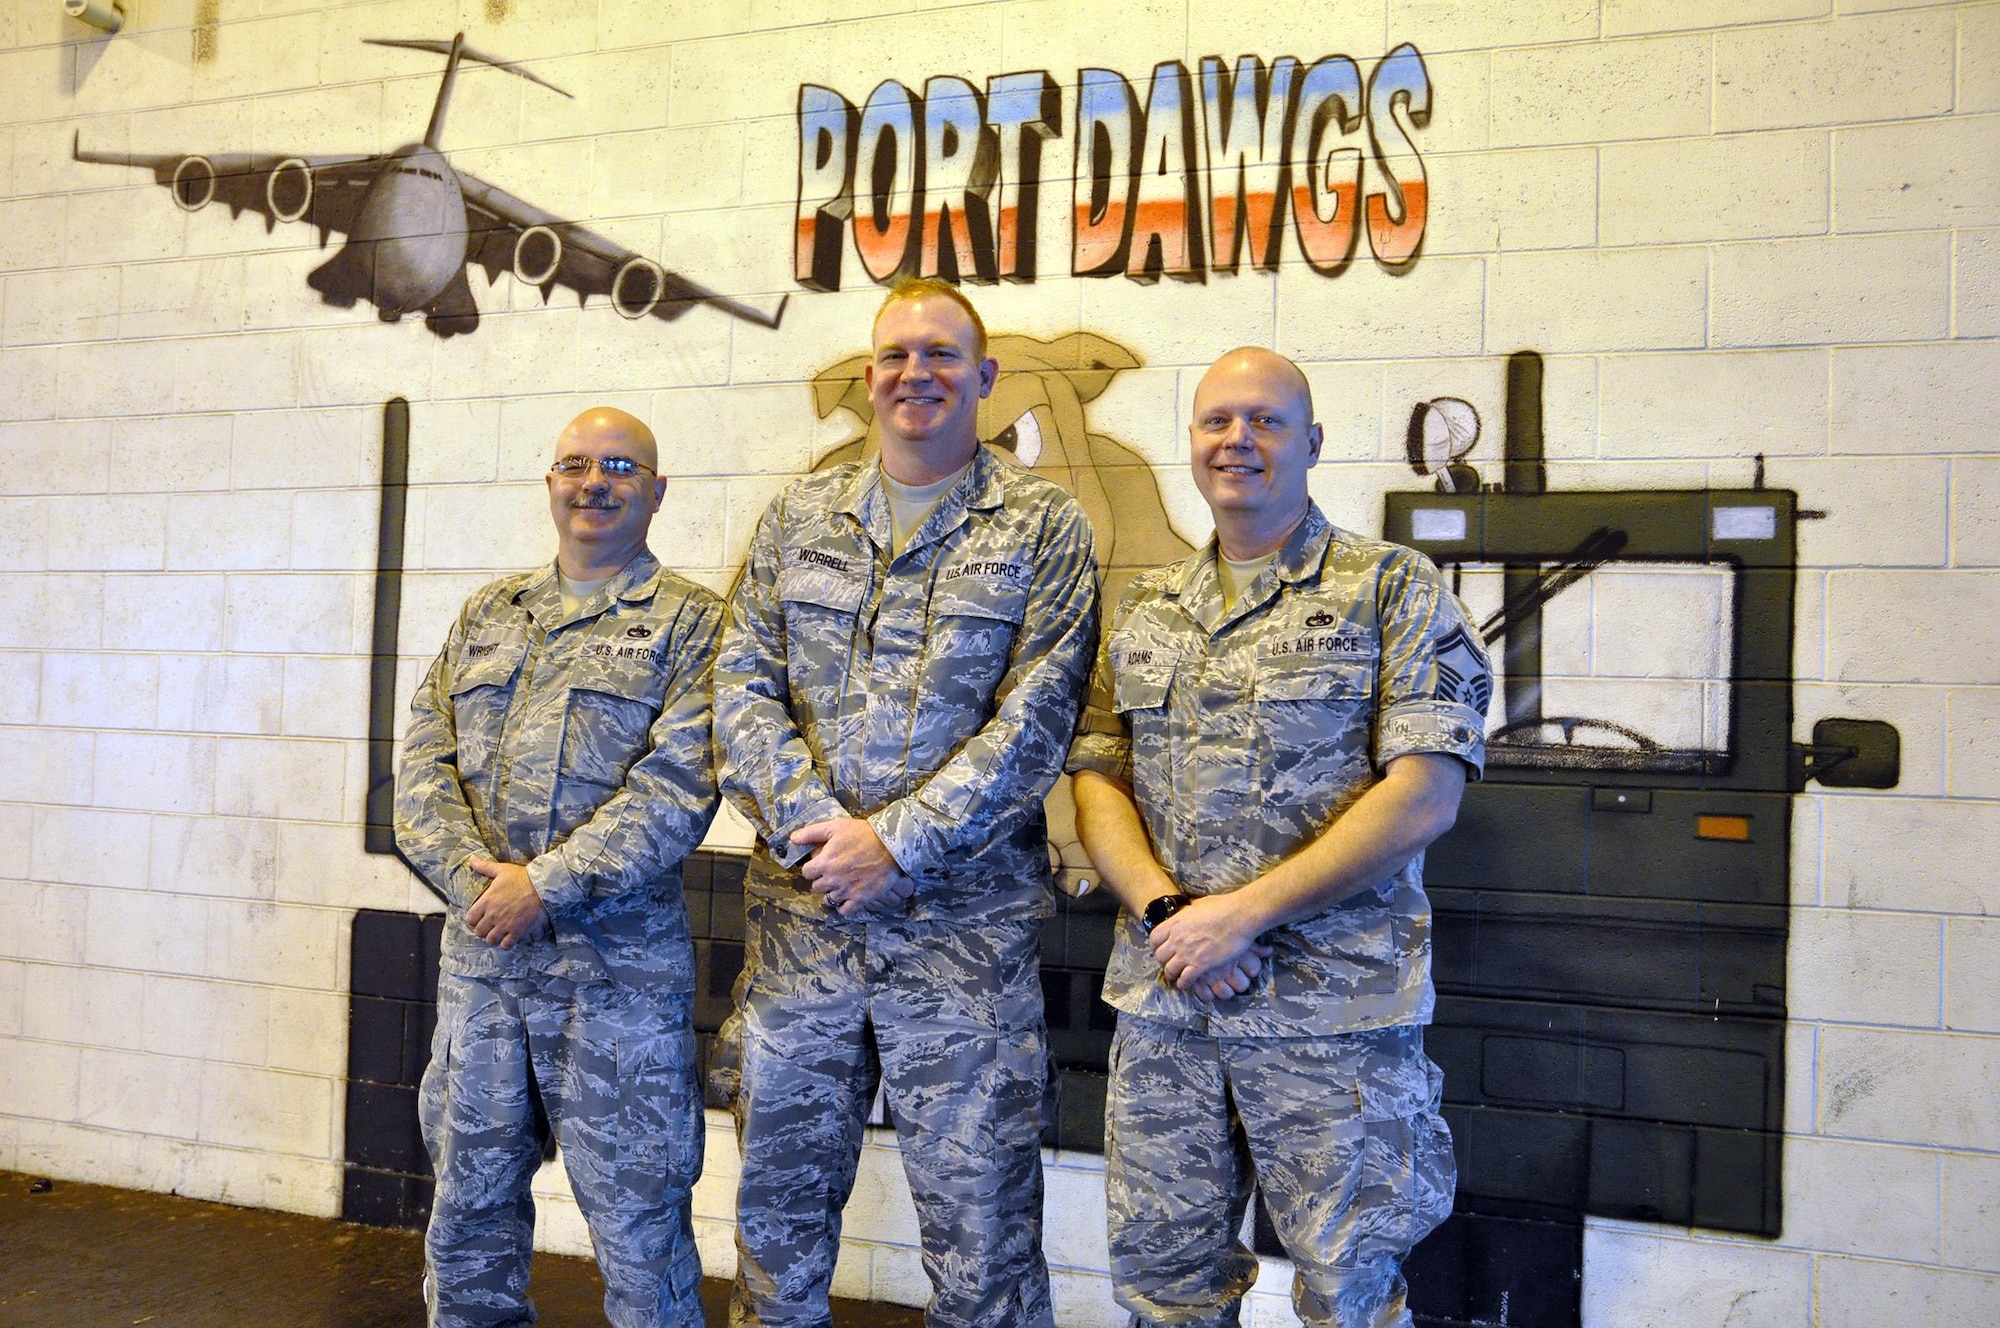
[361,34,576,150]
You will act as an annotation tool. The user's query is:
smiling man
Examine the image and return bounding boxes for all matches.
[714,280,1098,1328]
[397,406,722,1327]
[1068,348,1492,1328]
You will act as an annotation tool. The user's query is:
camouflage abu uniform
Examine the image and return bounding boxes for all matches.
[397,550,722,1328]
[1068,503,1490,1328]
[715,444,1097,1328]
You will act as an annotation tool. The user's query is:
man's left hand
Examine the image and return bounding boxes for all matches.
[465,856,551,949]
[804,820,916,912]
[1149,893,1266,991]
[795,817,909,914]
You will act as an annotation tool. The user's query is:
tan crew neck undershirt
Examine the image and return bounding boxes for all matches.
[881,461,971,555]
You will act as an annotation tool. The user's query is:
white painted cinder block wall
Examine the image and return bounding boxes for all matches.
[1,1,1996,1323]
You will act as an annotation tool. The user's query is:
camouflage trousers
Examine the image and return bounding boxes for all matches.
[730,898,1054,1328]
[420,969,706,1328]
[1104,1017,1453,1328]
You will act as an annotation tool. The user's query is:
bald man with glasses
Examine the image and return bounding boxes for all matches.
[398,406,723,1327]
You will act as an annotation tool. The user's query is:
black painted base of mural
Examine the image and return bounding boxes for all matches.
[1403,1208,1584,1328]
[344,908,442,1231]
[343,853,1586,1327]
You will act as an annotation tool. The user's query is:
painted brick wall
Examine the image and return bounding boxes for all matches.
[1,1,1995,1324]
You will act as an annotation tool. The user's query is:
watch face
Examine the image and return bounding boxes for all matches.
[1143,894,1187,932]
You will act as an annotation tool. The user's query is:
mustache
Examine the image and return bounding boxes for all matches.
[569,497,619,509]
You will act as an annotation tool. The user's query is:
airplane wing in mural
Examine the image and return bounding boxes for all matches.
[455,171,786,329]
[72,131,786,336]
[73,134,378,240]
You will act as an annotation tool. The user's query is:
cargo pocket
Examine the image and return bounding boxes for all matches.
[416,1004,455,1167]
[1353,1047,1455,1261]
[615,1003,703,1209]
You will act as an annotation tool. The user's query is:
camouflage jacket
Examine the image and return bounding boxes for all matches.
[396,550,723,990]
[716,444,1098,922]
[1068,503,1490,1036]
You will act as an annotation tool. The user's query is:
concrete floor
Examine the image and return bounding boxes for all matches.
[0,1170,924,1327]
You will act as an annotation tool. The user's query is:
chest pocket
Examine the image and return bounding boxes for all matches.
[1111,660,1174,715]
[924,571,1030,705]
[560,652,666,795]
[930,569,1031,627]
[1254,656,1376,805]
[448,636,528,772]
[1254,658,1372,703]
[779,564,867,618]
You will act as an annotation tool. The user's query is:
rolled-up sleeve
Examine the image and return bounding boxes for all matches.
[1064,609,1133,786]
[1373,550,1491,779]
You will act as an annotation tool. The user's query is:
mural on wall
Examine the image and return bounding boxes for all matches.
[1379,354,1898,1326]
[74,32,786,337]
[795,45,1431,290]
[345,347,1901,1326]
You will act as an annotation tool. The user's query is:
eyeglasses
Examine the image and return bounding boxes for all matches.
[549,455,656,481]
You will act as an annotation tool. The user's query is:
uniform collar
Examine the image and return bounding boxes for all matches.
[830,443,1008,558]
[1166,502,1333,634]
[519,547,662,630]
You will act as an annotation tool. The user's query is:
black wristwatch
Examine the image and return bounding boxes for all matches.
[1141,893,1191,934]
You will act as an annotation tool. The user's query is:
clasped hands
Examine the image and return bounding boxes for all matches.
[465,856,550,949]
[795,816,914,917]
[1147,893,1274,1002]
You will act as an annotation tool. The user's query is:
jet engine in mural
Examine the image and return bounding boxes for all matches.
[73,32,786,338]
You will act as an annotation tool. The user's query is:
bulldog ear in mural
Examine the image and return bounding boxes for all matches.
[72,32,786,338]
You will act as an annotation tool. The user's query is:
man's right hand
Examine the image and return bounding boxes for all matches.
[795,816,915,916]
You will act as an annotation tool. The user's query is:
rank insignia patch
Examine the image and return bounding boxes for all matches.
[1433,625,1492,712]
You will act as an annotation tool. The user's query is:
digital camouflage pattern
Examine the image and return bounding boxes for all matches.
[729,899,1052,1328]
[1104,1016,1454,1328]
[1067,502,1490,1038]
[397,548,722,1328]
[715,443,1098,922]
[421,972,705,1328]
[1067,501,1486,1328]
[714,445,1094,1328]
[397,550,723,990]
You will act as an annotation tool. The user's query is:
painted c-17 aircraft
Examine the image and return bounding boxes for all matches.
[74,32,786,337]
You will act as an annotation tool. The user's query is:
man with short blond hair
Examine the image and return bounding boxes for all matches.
[715,282,1098,1328]
[398,407,721,1328]
[1070,348,1489,1328]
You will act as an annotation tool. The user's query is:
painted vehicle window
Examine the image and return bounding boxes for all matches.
[1451,559,1737,775]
